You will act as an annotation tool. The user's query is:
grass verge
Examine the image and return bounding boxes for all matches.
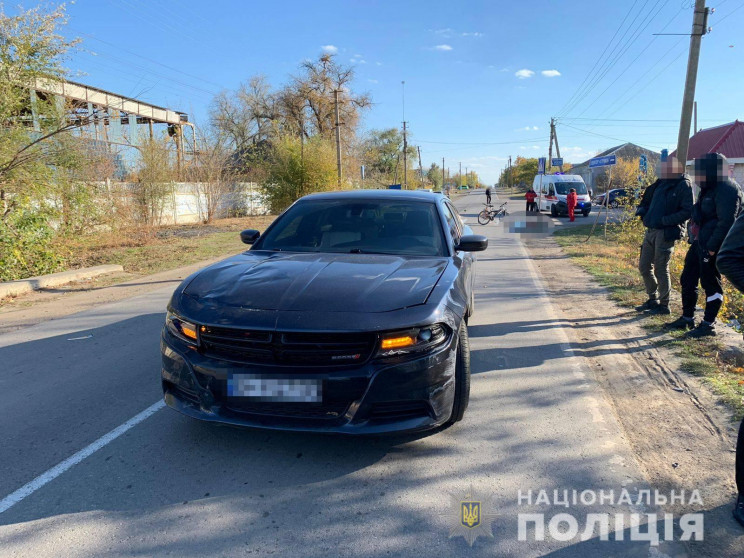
[554,223,744,418]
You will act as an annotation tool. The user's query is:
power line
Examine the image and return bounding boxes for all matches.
[559,123,670,149]
[558,0,641,116]
[560,0,654,116]
[564,0,671,118]
[68,28,223,89]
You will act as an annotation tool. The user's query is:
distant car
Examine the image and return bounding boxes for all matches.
[594,188,635,208]
[161,190,488,434]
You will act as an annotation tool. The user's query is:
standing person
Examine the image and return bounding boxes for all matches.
[635,156,694,315]
[717,212,744,526]
[525,187,537,212]
[566,188,578,222]
[485,186,492,205]
[665,153,743,336]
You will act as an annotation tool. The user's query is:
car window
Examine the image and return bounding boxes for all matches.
[441,202,462,242]
[555,182,588,195]
[253,199,446,257]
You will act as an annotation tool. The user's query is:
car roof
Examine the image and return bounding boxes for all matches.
[302,189,441,202]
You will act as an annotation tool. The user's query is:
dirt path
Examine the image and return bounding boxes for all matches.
[523,234,743,556]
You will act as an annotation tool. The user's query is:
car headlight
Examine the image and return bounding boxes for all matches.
[375,324,450,358]
[166,311,199,344]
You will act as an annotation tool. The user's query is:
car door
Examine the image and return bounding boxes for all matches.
[443,201,475,312]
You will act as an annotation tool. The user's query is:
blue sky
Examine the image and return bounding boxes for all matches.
[27,0,744,182]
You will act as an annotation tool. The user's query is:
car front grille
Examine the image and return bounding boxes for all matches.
[199,326,376,367]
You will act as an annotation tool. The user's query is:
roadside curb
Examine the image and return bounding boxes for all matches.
[0,265,124,299]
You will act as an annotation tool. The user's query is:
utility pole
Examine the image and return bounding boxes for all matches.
[548,118,554,173]
[553,122,563,172]
[402,121,408,189]
[334,89,342,188]
[508,156,512,190]
[694,101,698,133]
[459,161,462,188]
[417,146,424,188]
[676,0,708,168]
[442,157,445,191]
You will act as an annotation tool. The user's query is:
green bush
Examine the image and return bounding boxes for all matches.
[0,206,66,281]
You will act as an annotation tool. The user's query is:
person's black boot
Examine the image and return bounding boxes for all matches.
[685,321,717,338]
[734,494,744,528]
[664,316,696,330]
[635,299,660,312]
[648,305,671,315]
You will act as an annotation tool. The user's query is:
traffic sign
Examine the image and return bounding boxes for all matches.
[551,157,563,167]
[639,155,647,173]
[589,154,617,168]
[537,157,546,175]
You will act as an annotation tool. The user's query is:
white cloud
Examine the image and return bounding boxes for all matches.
[462,31,483,37]
[532,146,540,149]
[433,44,453,51]
[367,79,378,84]
[500,67,511,72]
[516,126,540,131]
[515,69,535,79]
[321,45,338,54]
[433,28,454,36]
[375,61,383,66]
[541,69,561,78]
[354,53,363,58]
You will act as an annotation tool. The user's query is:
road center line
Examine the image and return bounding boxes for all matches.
[0,399,165,515]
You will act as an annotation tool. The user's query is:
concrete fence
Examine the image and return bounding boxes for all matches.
[107,181,270,225]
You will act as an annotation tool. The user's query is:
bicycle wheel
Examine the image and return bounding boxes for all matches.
[477,210,491,225]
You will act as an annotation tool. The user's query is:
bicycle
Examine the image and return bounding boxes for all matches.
[477,202,508,225]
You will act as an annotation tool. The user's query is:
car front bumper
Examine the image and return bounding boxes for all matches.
[160,328,458,434]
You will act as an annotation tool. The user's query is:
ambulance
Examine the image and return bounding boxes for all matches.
[532,174,592,217]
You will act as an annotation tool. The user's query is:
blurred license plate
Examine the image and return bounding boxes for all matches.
[227,374,322,402]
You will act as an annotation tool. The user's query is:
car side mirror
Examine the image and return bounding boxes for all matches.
[456,235,488,252]
[240,229,260,245]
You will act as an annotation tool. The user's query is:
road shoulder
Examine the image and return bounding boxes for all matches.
[523,233,743,557]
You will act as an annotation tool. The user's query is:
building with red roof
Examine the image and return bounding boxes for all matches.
[671,120,744,184]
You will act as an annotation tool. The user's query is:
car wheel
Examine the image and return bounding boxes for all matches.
[582,210,590,217]
[610,200,619,209]
[550,204,558,217]
[477,210,490,225]
[447,320,471,424]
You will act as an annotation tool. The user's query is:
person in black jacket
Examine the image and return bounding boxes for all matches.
[666,153,744,336]
[634,156,693,314]
[717,211,744,527]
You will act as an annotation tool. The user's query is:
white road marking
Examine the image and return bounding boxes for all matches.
[0,399,165,514]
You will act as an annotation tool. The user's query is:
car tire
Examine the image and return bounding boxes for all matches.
[477,210,490,225]
[466,289,475,321]
[610,200,619,209]
[447,320,471,424]
[550,204,558,217]
[582,210,590,217]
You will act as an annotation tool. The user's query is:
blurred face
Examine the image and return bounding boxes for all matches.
[660,157,682,179]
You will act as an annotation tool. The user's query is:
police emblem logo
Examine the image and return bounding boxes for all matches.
[443,487,497,547]
[461,501,480,528]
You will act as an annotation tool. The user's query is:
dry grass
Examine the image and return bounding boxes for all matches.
[59,215,276,276]
[554,222,744,417]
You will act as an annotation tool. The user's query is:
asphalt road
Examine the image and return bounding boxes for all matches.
[0,191,682,557]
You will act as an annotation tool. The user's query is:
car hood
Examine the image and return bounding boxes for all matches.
[182,251,449,314]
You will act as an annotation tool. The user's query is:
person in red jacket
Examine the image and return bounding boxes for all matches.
[566,188,578,222]
[525,187,537,212]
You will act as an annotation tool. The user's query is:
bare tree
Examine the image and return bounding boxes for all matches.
[188,133,237,223]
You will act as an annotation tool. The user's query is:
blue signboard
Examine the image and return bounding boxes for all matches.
[551,157,563,167]
[537,157,546,175]
[639,155,647,172]
[388,184,402,190]
[589,154,617,168]
[661,149,668,162]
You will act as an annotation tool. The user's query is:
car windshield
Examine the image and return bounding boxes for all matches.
[253,199,447,257]
[555,182,588,195]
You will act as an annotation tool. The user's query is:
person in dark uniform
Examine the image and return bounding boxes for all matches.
[665,153,743,336]
[717,209,744,527]
[485,186,492,205]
